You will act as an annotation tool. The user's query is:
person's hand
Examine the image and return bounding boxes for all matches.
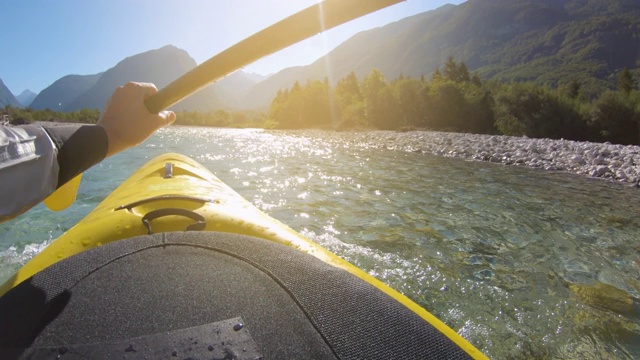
[97,82,176,157]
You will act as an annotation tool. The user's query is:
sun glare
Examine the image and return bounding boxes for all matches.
[316,1,340,128]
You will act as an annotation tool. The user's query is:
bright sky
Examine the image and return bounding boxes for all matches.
[0,0,464,95]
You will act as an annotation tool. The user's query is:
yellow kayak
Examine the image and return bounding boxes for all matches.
[0,153,486,359]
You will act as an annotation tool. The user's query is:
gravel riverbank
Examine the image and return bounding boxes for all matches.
[29,123,640,186]
[353,131,640,187]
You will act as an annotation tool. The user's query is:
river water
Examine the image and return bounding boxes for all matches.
[1,127,639,358]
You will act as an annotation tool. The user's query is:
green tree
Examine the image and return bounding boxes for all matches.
[362,69,388,127]
[465,88,496,134]
[269,89,288,127]
[373,86,401,130]
[441,56,471,83]
[274,82,304,129]
[456,62,471,83]
[495,114,527,136]
[494,83,589,140]
[432,68,443,82]
[269,80,333,129]
[567,78,582,99]
[393,78,424,127]
[443,56,459,82]
[334,71,364,127]
[210,109,230,127]
[618,68,635,95]
[231,112,247,127]
[424,80,468,131]
[590,91,639,145]
[301,80,332,128]
[471,73,483,87]
[334,73,359,102]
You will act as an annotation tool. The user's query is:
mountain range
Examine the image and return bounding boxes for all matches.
[30,74,102,111]
[30,46,222,112]
[3,0,639,112]
[240,0,640,108]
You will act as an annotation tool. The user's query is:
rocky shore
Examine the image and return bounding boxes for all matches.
[35,121,82,128]
[26,123,640,186]
[356,131,640,186]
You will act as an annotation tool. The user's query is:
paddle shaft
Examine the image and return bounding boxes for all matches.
[144,0,404,114]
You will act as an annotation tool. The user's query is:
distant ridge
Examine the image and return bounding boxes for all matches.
[214,70,270,109]
[31,45,270,112]
[30,74,101,110]
[0,78,20,108]
[16,90,37,107]
[64,45,220,112]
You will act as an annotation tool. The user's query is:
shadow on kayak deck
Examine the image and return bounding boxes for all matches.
[0,231,471,359]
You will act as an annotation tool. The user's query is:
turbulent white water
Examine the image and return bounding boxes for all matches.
[1,126,639,358]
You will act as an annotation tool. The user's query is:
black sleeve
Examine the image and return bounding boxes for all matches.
[42,125,109,188]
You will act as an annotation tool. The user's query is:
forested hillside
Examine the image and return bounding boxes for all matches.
[268,57,640,145]
[241,0,640,109]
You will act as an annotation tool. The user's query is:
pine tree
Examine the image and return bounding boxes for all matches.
[335,71,362,109]
[471,73,483,87]
[443,55,458,82]
[394,78,424,127]
[334,71,364,127]
[567,78,581,99]
[457,62,471,83]
[432,68,443,81]
[618,68,635,95]
[362,69,387,127]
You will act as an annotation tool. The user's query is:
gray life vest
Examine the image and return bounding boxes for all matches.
[0,125,59,221]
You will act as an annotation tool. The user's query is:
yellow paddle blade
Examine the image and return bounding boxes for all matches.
[44,174,82,211]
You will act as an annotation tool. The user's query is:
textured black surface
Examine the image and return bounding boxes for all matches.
[9,317,262,359]
[0,232,472,359]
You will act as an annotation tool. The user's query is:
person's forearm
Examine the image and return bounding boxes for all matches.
[44,125,109,187]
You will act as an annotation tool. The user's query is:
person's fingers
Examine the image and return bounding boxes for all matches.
[160,111,176,126]
[138,82,158,97]
[121,82,158,100]
[124,81,156,91]
[98,81,172,157]
[127,83,161,115]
